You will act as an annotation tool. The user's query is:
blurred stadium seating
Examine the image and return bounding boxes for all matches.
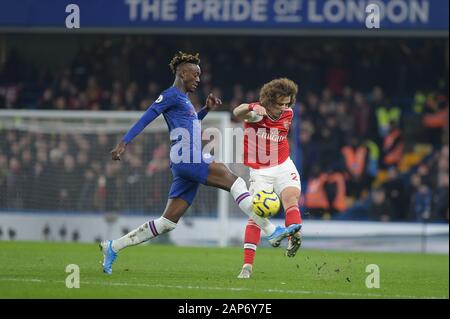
[1,36,448,222]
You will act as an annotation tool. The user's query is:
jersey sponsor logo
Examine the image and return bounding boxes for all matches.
[256,129,286,142]
[155,95,163,103]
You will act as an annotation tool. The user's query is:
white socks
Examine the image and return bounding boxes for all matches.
[112,217,177,252]
[230,177,276,236]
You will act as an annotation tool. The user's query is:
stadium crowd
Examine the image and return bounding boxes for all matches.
[0,36,448,222]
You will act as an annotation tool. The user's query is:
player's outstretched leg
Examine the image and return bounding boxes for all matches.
[280,187,303,257]
[238,219,261,279]
[206,162,293,247]
[100,198,188,274]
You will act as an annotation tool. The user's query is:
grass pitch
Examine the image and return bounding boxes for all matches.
[0,241,447,299]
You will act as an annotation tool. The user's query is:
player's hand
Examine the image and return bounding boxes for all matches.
[205,93,222,111]
[111,141,127,160]
[252,104,267,116]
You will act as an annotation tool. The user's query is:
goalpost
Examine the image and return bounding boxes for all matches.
[0,110,247,246]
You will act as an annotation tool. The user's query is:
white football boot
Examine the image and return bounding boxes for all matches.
[237,264,253,279]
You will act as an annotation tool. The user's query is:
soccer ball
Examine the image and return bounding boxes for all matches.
[252,190,281,218]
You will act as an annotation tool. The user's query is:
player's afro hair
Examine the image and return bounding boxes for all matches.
[259,78,298,108]
[169,51,201,74]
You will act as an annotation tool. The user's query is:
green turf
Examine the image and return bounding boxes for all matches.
[0,241,447,299]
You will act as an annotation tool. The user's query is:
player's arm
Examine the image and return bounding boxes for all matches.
[111,94,172,160]
[233,103,267,122]
[197,93,222,120]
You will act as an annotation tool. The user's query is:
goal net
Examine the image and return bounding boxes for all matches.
[0,110,249,246]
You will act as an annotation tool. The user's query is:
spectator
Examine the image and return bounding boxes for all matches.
[6,157,24,209]
[317,125,342,172]
[123,155,145,212]
[341,136,368,198]
[324,169,347,214]
[354,92,373,137]
[433,171,449,222]
[77,169,97,211]
[58,155,80,210]
[381,168,406,220]
[382,121,404,169]
[21,150,34,209]
[373,87,401,138]
[304,165,329,218]
[364,139,379,189]
[367,188,395,222]
[298,121,318,182]
[304,165,347,218]
[46,148,63,209]
[431,145,449,221]
[335,101,353,137]
[411,182,432,222]
[422,93,449,149]
[104,161,120,211]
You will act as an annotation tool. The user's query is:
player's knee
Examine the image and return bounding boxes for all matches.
[216,165,236,184]
[281,187,300,198]
[217,172,238,192]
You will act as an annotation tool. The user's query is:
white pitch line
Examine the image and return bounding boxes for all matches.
[0,278,446,299]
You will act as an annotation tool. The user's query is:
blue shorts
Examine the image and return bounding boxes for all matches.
[168,154,213,205]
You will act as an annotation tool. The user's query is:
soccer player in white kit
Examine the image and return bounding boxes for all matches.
[233,78,303,279]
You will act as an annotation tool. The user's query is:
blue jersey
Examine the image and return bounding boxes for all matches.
[123,86,207,162]
[122,86,211,205]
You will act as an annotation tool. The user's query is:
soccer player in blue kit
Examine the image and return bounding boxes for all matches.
[100,52,301,274]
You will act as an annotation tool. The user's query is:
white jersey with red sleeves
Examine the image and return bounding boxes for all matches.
[243,102,293,169]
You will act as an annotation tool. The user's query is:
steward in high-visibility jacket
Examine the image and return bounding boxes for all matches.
[382,122,404,167]
[341,144,367,180]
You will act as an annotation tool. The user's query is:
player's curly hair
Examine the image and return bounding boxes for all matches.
[169,51,201,74]
[259,78,298,108]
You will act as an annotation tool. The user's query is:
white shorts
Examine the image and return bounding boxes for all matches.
[248,157,301,197]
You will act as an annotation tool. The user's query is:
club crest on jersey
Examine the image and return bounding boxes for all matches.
[155,95,163,103]
[283,121,289,129]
